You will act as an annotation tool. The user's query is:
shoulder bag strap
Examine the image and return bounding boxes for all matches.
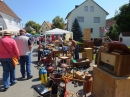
[0,40,11,55]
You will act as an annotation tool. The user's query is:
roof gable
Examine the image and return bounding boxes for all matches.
[0,1,21,20]
[65,0,109,19]
[121,32,130,36]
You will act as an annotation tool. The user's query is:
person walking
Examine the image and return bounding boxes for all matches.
[69,38,79,59]
[15,29,33,80]
[0,30,19,91]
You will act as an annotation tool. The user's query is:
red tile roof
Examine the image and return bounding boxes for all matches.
[45,21,52,29]
[0,1,21,20]
[106,19,116,29]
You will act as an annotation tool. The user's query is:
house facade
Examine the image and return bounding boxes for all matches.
[119,32,130,46]
[39,21,52,34]
[0,0,21,33]
[66,0,109,39]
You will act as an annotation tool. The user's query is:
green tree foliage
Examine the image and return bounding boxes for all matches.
[107,24,120,40]
[51,16,65,29]
[71,18,83,41]
[114,3,130,32]
[25,21,41,33]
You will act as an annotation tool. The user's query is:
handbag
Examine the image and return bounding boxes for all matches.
[1,40,19,66]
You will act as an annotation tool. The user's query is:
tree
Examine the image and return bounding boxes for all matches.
[71,18,83,41]
[114,3,130,32]
[51,16,65,29]
[25,21,41,33]
[107,24,120,40]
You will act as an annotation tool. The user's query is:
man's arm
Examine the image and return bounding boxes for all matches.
[28,39,32,51]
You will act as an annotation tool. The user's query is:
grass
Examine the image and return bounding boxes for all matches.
[128,46,130,49]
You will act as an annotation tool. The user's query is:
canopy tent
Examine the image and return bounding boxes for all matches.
[44,28,73,41]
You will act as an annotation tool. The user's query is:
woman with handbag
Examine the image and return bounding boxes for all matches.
[0,30,20,91]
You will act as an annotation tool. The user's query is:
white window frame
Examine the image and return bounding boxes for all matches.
[90,6,94,12]
[94,17,100,23]
[84,6,88,11]
[8,18,11,24]
[77,17,84,22]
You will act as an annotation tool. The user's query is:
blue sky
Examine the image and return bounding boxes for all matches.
[4,0,129,26]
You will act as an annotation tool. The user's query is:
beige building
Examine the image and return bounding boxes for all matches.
[65,0,109,39]
[39,21,52,34]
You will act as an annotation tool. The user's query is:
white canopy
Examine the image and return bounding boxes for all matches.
[44,28,72,34]
[44,28,73,41]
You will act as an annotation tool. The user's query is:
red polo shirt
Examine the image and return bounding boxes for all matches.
[0,36,20,59]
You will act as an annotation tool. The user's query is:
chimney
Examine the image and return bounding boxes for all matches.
[75,5,79,8]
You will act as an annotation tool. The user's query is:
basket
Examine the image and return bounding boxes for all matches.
[49,73,62,84]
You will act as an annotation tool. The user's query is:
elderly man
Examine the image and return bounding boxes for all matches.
[0,30,19,91]
[15,29,33,80]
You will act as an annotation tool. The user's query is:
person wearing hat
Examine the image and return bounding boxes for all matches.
[0,30,20,91]
[15,29,33,80]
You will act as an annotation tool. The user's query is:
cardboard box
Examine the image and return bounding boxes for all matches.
[75,71,85,80]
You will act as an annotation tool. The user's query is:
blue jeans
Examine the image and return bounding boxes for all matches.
[19,53,32,78]
[0,58,16,88]
[74,45,79,59]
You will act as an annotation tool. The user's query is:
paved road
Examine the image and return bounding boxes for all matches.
[0,45,93,97]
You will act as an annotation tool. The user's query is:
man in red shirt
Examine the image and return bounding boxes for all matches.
[0,30,20,91]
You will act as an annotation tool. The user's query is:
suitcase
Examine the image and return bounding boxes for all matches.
[33,84,51,97]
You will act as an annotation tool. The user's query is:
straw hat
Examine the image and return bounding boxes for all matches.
[3,30,11,36]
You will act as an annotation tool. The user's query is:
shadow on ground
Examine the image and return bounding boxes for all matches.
[32,78,40,82]
[16,77,27,81]
[0,78,5,92]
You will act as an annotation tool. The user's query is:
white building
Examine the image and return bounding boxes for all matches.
[0,0,21,34]
[65,0,109,39]
[119,32,130,46]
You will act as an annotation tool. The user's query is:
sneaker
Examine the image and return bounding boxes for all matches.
[10,81,17,86]
[21,76,25,78]
[2,88,8,92]
[27,75,33,80]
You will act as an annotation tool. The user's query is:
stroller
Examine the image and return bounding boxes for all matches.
[37,49,53,66]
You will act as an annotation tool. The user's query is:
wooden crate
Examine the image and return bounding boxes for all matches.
[84,48,93,61]
[97,51,130,77]
[84,28,91,40]
[92,66,130,97]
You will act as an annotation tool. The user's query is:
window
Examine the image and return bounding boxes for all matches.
[8,18,11,24]
[77,17,84,22]
[84,6,88,11]
[94,17,100,23]
[91,28,93,33]
[16,20,20,26]
[90,6,94,12]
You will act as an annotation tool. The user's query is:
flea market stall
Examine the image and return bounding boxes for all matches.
[44,28,73,42]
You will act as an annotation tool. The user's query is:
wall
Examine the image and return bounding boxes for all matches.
[67,0,107,38]
[120,36,130,46]
[0,12,21,31]
[39,22,51,34]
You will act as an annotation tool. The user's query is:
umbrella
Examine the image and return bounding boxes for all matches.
[34,33,40,37]
[26,33,32,37]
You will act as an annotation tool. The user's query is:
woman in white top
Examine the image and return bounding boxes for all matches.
[58,35,63,44]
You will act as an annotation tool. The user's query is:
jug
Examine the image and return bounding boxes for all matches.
[40,67,48,84]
